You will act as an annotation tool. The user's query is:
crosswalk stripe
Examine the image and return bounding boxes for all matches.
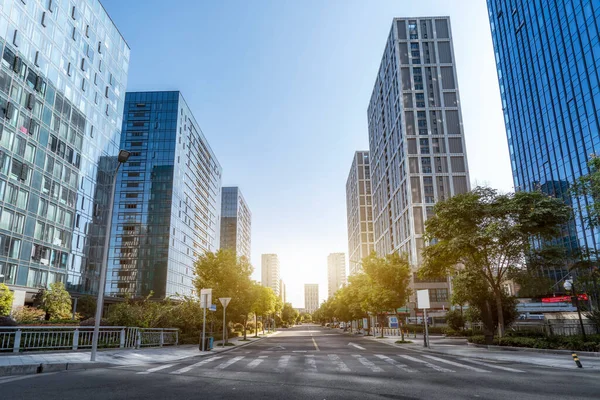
[352,354,384,372]
[375,354,417,373]
[171,356,223,374]
[457,358,524,373]
[137,363,177,375]
[422,355,490,373]
[328,354,351,372]
[398,354,455,372]
[305,354,318,372]
[216,356,245,370]
[275,355,291,373]
[247,355,268,369]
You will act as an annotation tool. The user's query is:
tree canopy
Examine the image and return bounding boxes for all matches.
[420,186,571,336]
[0,283,13,316]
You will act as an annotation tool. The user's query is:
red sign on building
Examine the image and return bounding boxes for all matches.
[541,294,588,303]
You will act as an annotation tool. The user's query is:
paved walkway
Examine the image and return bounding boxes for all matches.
[363,334,600,370]
[0,334,273,373]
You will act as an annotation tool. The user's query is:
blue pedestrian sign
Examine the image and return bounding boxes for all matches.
[209,304,217,312]
[389,316,399,329]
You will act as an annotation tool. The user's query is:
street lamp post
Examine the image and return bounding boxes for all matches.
[563,279,587,341]
[90,150,130,362]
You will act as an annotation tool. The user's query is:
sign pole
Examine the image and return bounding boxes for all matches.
[218,298,232,349]
[423,308,429,348]
[202,293,207,351]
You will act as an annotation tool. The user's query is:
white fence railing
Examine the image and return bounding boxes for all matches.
[0,326,179,353]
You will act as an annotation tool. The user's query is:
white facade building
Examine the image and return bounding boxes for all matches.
[304,284,319,314]
[261,254,280,297]
[327,253,346,298]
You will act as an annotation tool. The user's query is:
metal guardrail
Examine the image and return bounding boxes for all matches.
[0,326,179,353]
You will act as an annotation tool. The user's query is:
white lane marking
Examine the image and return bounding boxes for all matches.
[137,363,178,375]
[348,342,366,350]
[398,354,455,372]
[305,354,317,373]
[216,356,245,370]
[247,356,268,369]
[352,354,384,372]
[422,355,490,373]
[457,358,525,373]
[328,354,351,372]
[375,354,417,373]
[171,356,223,374]
[0,373,56,385]
[275,355,291,373]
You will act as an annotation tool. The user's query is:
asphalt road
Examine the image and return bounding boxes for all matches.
[1,325,598,400]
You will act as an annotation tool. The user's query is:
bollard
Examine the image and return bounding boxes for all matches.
[572,353,583,368]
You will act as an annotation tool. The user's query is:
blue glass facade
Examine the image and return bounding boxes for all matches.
[0,0,129,298]
[108,91,222,299]
[487,1,600,282]
[220,186,251,260]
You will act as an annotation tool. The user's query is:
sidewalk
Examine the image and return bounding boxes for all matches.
[365,334,600,370]
[0,334,268,376]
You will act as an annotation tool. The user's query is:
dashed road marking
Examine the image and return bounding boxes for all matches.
[328,354,351,372]
[352,354,384,372]
[398,354,455,372]
[422,355,490,373]
[137,363,178,375]
[171,356,223,374]
[375,354,417,373]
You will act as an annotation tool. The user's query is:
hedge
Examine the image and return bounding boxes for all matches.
[468,334,600,352]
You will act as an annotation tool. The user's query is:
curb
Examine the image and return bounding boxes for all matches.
[467,342,600,358]
[0,362,112,377]
[0,337,270,377]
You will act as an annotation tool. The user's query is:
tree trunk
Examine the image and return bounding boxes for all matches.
[380,314,384,338]
[366,314,372,336]
[483,299,494,345]
[262,315,265,334]
[494,291,505,338]
[460,305,464,331]
[243,316,247,340]
[254,314,258,338]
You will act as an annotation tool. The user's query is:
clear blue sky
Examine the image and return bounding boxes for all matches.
[102,0,513,307]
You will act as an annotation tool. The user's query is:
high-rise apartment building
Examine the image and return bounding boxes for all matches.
[304,283,318,313]
[0,0,129,306]
[108,91,222,299]
[220,186,251,260]
[487,1,600,284]
[327,253,346,298]
[346,151,374,275]
[261,254,280,296]
[367,17,470,312]
[280,278,286,304]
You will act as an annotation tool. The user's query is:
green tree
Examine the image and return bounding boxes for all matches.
[421,187,571,337]
[193,250,255,342]
[40,282,72,320]
[362,252,412,338]
[571,155,600,228]
[281,302,299,326]
[76,295,97,320]
[250,285,277,336]
[0,283,14,316]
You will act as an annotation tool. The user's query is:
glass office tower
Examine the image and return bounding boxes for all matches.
[220,186,251,260]
[487,1,600,283]
[108,91,222,299]
[0,0,129,302]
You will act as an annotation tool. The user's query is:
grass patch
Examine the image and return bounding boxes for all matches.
[238,339,251,341]
[375,336,389,339]
[222,342,235,346]
[395,340,413,344]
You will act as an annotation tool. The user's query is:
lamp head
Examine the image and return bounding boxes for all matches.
[117,150,131,163]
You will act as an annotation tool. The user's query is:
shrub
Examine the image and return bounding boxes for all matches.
[468,334,600,352]
[0,283,14,316]
[80,317,109,326]
[40,282,72,320]
[0,316,17,326]
[12,306,45,323]
[445,328,475,337]
[468,335,487,345]
[446,309,466,331]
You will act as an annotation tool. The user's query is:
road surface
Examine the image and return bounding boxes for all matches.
[1,325,598,399]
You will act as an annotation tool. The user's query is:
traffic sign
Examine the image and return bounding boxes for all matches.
[209,304,217,312]
[200,288,212,309]
[219,297,232,308]
[417,289,430,309]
